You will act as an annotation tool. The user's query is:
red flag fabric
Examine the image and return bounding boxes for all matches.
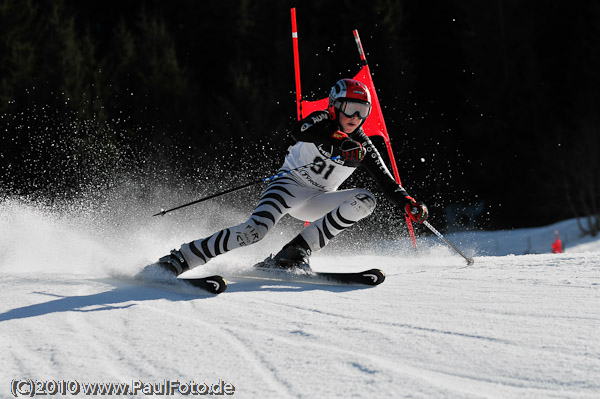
[299,97,327,119]
[300,66,386,139]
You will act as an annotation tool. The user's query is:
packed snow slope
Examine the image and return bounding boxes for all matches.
[1,197,599,399]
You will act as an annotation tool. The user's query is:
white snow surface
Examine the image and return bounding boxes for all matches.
[1,197,599,399]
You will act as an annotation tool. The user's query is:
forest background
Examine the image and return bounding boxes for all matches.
[1,0,599,234]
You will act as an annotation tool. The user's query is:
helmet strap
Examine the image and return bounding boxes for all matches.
[327,105,337,120]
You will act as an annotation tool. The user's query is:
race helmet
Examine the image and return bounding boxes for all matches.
[328,79,372,123]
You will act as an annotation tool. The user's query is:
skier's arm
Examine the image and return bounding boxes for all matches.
[356,133,429,223]
[291,111,338,145]
[292,111,366,165]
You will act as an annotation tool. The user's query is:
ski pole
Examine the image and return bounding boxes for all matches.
[422,220,475,265]
[153,157,340,217]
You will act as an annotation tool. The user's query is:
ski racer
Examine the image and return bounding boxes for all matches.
[156,78,428,275]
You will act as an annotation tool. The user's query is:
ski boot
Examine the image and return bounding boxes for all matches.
[155,249,190,276]
[255,236,312,273]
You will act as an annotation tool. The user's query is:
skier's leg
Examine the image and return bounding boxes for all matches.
[179,216,270,269]
[172,177,312,271]
[272,188,376,266]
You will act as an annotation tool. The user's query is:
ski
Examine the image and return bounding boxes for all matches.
[180,275,228,294]
[312,269,385,286]
[136,263,228,294]
[244,267,385,286]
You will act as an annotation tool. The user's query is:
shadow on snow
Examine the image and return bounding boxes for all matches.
[0,277,371,322]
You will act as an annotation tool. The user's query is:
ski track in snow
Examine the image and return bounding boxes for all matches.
[1,200,599,398]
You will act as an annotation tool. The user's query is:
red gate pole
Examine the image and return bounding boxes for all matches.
[352,30,418,248]
[291,9,311,227]
[291,8,302,121]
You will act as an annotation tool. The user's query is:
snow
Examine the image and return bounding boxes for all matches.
[1,197,599,399]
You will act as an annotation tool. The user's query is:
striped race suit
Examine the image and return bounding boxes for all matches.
[179,110,411,268]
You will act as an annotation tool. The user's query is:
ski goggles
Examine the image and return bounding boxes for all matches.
[335,100,371,119]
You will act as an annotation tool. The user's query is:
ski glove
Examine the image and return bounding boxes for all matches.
[330,131,365,166]
[340,138,364,162]
[404,196,429,224]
